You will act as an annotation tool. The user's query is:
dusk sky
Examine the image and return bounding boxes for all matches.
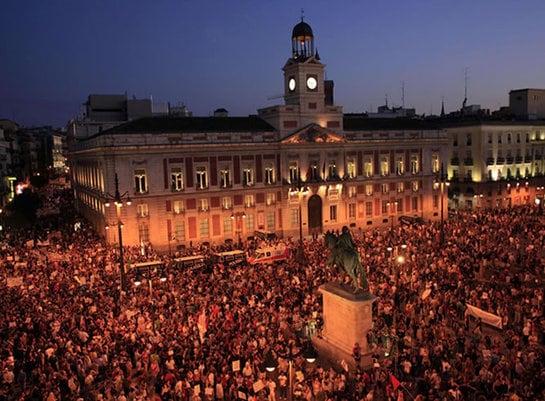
[2,0,545,128]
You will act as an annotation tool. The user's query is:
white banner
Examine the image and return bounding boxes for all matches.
[466,304,503,330]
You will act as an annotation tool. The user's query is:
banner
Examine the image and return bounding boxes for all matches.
[466,304,503,329]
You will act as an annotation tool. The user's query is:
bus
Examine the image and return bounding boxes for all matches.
[210,250,246,267]
[172,255,205,270]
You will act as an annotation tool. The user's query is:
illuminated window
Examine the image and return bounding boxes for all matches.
[266,192,276,206]
[264,163,275,185]
[198,198,209,212]
[290,208,299,228]
[348,186,357,198]
[220,166,231,188]
[381,183,389,194]
[245,194,255,208]
[380,156,389,176]
[381,200,389,214]
[396,156,404,175]
[173,200,185,214]
[410,155,419,174]
[222,196,232,210]
[136,203,149,217]
[289,161,298,183]
[243,166,254,187]
[244,214,254,232]
[411,181,419,192]
[364,157,373,177]
[328,160,338,179]
[431,154,440,174]
[196,166,208,190]
[309,161,319,181]
[134,169,147,194]
[266,212,275,231]
[397,182,404,193]
[365,201,373,217]
[365,184,373,196]
[346,159,356,178]
[171,167,184,191]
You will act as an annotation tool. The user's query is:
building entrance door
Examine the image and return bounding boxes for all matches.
[307,194,323,236]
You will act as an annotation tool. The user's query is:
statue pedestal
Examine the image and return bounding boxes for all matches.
[314,282,376,369]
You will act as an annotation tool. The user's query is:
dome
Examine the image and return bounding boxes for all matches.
[292,20,313,39]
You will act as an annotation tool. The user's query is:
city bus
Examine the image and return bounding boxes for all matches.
[210,250,246,267]
[172,255,205,270]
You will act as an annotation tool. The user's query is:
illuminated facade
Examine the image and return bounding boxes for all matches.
[70,19,448,251]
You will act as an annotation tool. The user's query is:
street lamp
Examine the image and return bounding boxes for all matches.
[230,210,246,248]
[433,164,449,245]
[386,243,406,373]
[104,173,132,294]
[133,262,167,334]
[289,179,309,265]
[386,200,398,230]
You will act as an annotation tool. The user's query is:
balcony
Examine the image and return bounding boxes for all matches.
[463,158,473,166]
[506,157,514,164]
[515,156,523,163]
[450,157,459,166]
[496,157,505,163]
[486,158,495,165]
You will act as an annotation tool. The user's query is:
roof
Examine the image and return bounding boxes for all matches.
[343,115,442,131]
[94,115,277,136]
[292,20,313,38]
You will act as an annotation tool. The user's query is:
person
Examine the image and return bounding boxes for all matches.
[337,226,356,252]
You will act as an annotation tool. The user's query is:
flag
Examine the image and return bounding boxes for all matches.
[390,374,400,391]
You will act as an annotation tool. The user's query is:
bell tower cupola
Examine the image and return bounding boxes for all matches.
[292,17,315,61]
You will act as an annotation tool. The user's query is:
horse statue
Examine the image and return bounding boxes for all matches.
[324,228,369,293]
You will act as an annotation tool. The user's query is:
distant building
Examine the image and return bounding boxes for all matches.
[509,88,545,120]
[367,104,416,119]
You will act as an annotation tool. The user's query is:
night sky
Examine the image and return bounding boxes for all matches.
[1,0,545,128]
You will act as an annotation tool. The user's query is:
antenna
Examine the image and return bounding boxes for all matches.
[301,8,305,21]
[385,94,388,108]
[463,67,469,109]
[401,81,405,109]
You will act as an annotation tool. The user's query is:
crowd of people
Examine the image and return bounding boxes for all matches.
[0,186,544,401]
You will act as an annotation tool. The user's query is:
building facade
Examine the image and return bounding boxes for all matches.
[509,88,545,120]
[70,19,448,251]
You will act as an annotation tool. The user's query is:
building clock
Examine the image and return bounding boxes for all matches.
[306,76,317,90]
[288,77,296,91]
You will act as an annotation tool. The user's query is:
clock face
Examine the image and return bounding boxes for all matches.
[306,76,317,90]
[288,78,296,91]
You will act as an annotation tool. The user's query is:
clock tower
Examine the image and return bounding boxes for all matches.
[283,18,326,111]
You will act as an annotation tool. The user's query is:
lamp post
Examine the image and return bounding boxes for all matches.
[434,164,449,245]
[386,200,398,230]
[105,173,132,295]
[290,178,309,266]
[134,262,167,333]
[386,243,406,373]
[230,211,246,249]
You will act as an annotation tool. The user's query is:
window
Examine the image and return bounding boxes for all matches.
[134,169,147,194]
[290,208,299,228]
[199,218,209,237]
[412,197,418,211]
[396,156,404,175]
[432,154,440,174]
[381,183,389,194]
[365,201,373,217]
[526,133,530,143]
[196,166,208,190]
[242,166,254,187]
[222,196,232,210]
[498,134,502,144]
[410,155,419,174]
[329,205,337,221]
[220,166,231,188]
[137,203,149,217]
[516,133,521,144]
[309,161,319,181]
[244,194,255,208]
[364,157,373,177]
[245,214,254,232]
[266,192,276,206]
[348,186,357,198]
[466,133,472,146]
[365,184,373,196]
[174,221,185,241]
[348,203,356,219]
[328,160,337,179]
[507,133,512,144]
[411,181,419,192]
[173,200,185,214]
[381,200,389,214]
[171,167,184,191]
[346,159,356,179]
[289,162,298,183]
[138,223,150,243]
[396,199,403,213]
[380,156,389,176]
[453,135,458,146]
[266,212,275,231]
[223,216,233,235]
[487,134,492,144]
[198,198,209,212]
[264,163,275,185]
[396,182,404,193]
[433,194,439,208]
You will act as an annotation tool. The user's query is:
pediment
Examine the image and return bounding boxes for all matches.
[282,124,345,144]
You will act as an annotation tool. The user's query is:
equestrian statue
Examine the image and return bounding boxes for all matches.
[324,226,369,293]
